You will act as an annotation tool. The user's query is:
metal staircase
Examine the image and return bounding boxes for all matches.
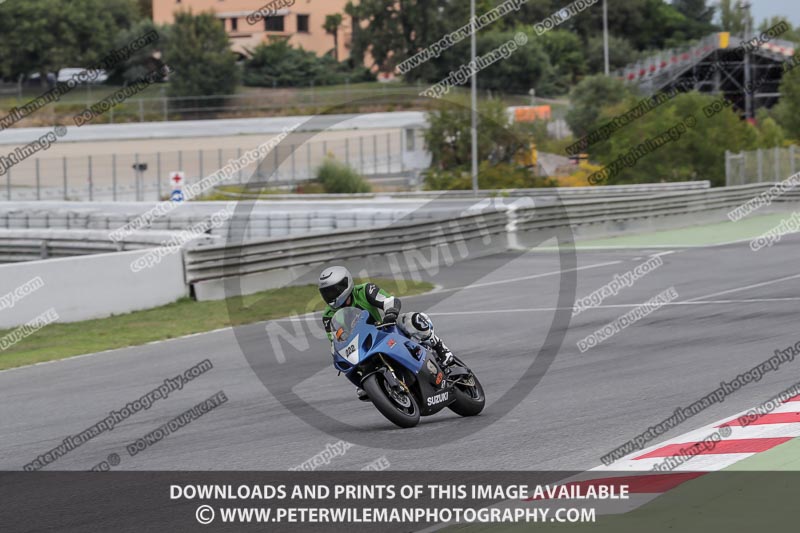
[613,32,796,114]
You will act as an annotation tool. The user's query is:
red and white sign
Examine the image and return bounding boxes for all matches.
[169,171,185,189]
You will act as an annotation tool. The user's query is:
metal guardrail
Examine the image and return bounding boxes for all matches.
[4,182,796,273]
[183,210,509,284]
[182,182,799,291]
[515,183,800,233]
[0,182,711,241]
[0,229,215,263]
[214,181,711,201]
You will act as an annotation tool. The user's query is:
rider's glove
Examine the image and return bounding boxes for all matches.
[383,308,399,324]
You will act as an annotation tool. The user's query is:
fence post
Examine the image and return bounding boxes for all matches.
[156,152,162,199]
[792,145,797,176]
[198,149,203,180]
[757,148,763,183]
[373,134,378,175]
[135,153,141,201]
[306,143,311,180]
[400,130,406,172]
[139,100,145,122]
[112,154,117,201]
[35,159,40,200]
[162,96,168,122]
[178,150,183,174]
[387,133,391,173]
[88,155,93,201]
[273,144,279,181]
[345,138,350,166]
[63,157,67,200]
[724,150,730,187]
[291,144,296,182]
[359,136,364,174]
[237,148,243,184]
[775,146,781,181]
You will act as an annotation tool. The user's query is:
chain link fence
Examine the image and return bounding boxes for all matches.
[1,129,430,202]
[726,145,800,186]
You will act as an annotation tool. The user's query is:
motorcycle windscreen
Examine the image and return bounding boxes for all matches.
[331,308,369,365]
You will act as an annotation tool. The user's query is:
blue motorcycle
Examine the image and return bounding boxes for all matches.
[330,308,485,428]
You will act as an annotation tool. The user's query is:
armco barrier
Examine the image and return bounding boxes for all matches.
[0,201,446,240]
[184,182,800,300]
[2,182,798,327]
[184,210,510,301]
[213,181,711,200]
[0,182,710,241]
[509,183,800,245]
[0,248,187,329]
[0,229,213,263]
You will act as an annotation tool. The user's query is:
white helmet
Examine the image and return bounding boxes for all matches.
[318,266,354,308]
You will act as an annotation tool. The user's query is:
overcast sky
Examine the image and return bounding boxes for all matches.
[752,0,799,25]
[715,0,800,26]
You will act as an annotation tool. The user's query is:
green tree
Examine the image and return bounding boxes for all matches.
[136,0,152,19]
[346,0,721,86]
[772,58,800,140]
[719,0,752,35]
[758,18,800,44]
[345,0,451,79]
[753,115,786,148]
[0,0,141,82]
[571,0,713,52]
[243,40,372,87]
[672,0,715,25]
[323,14,344,61]
[565,75,631,138]
[539,30,587,90]
[473,28,558,96]
[111,19,169,84]
[586,35,639,74]
[316,158,371,193]
[425,161,556,190]
[425,97,518,170]
[163,11,239,97]
[592,92,756,186]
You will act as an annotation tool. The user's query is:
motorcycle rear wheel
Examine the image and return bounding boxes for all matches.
[362,373,420,428]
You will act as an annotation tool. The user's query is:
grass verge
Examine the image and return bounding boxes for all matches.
[0,278,433,371]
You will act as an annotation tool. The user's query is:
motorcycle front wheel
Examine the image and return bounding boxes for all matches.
[448,368,486,417]
[362,373,420,428]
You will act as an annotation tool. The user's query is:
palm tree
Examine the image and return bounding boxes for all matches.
[323,14,343,61]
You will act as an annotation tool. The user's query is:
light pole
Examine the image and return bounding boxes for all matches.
[470,0,479,194]
[603,0,610,76]
[739,1,753,119]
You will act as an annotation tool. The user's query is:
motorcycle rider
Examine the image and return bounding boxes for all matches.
[318,266,454,400]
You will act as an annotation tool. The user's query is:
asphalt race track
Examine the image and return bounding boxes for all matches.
[3,232,800,472]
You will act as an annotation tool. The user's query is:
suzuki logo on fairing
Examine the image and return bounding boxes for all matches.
[426,392,449,406]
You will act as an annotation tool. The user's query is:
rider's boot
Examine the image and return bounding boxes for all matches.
[356,387,370,401]
[429,335,454,367]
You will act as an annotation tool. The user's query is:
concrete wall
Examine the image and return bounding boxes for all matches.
[0,248,187,329]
